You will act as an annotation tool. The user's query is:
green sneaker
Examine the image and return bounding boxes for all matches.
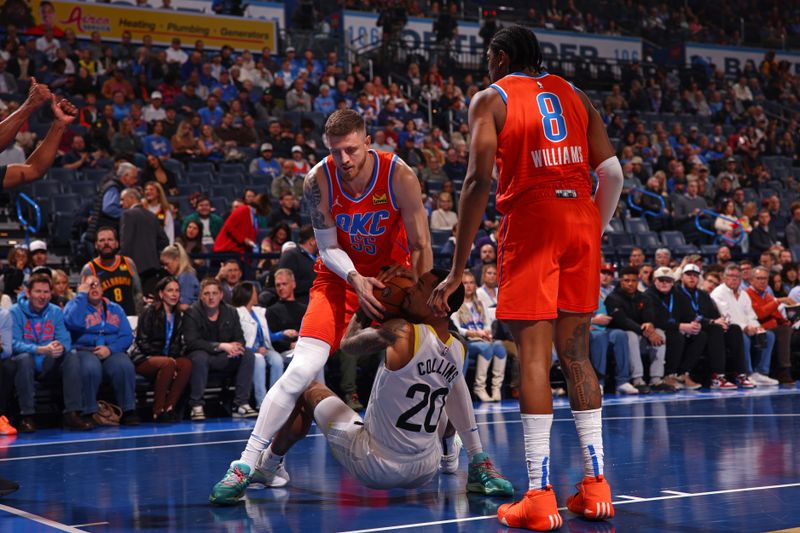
[466,452,514,496]
[209,461,252,505]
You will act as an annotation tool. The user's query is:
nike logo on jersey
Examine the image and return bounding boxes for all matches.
[335,210,390,236]
[531,146,584,168]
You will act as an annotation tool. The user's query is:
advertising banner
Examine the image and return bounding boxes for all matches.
[343,11,641,61]
[28,0,277,51]
[686,42,800,77]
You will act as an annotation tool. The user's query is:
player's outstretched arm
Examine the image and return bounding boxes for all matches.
[0,78,50,151]
[3,95,77,190]
[392,159,433,278]
[340,309,410,357]
[429,88,500,317]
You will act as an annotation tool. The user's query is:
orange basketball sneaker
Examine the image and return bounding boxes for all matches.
[566,475,614,520]
[0,416,17,436]
[497,486,563,531]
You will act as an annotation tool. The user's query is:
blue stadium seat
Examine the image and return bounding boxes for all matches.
[82,167,109,182]
[607,218,625,233]
[48,168,76,181]
[660,231,686,247]
[162,159,183,179]
[625,217,650,234]
[608,233,634,247]
[634,231,661,251]
[431,229,450,248]
[51,194,82,216]
[700,244,719,262]
[219,163,246,175]
[32,181,62,198]
[66,181,97,197]
[177,183,204,196]
[188,161,215,174]
[185,172,213,187]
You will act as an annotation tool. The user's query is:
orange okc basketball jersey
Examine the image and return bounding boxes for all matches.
[490,72,591,214]
[318,149,410,278]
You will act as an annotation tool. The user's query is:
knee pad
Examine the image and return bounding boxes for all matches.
[274,337,330,399]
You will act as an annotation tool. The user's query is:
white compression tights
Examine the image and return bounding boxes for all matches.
[240,337,331,468]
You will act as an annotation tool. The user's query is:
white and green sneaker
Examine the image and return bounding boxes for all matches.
[250,457,290,489]
[209,461,252,505]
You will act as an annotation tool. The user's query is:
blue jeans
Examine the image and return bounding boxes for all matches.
[254,349,284,408]
[13,350,84,415]
[467,340,507,363]
[741,330,774,375]
[590,329,631,386]
[78,351,137,413]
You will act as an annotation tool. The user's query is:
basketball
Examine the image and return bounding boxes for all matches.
[373,275,415,318]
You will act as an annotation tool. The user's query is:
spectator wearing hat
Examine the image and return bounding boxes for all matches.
[646,266,707,391]
[289,144,310,176]
[631,155,648,183]
[142,92,166,123]
[166,38,188,65]
[678,264,748,389]
[249,143,281,180]
[600,263,615,300]
[29,240,48,269]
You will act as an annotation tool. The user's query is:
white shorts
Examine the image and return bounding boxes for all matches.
[315,396,441,489]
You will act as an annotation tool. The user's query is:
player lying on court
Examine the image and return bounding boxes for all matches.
[209,268,513,504]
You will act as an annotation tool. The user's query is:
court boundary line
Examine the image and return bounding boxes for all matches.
[3,412,798,462]
[0,503,88,532]
[335,481,800,533]
[5,426,256,449]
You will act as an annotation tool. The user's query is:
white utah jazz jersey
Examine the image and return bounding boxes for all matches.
[363,324,465,456]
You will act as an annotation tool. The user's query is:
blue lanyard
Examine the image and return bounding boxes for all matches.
[659,293,675,324]
[164,311,174,354]
[251,207,258,231]
[681,287,699,313]
[249,309,265,349]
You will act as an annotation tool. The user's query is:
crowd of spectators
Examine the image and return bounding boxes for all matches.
[2,4,800,433]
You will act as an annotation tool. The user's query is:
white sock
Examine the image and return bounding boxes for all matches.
[522,413,553,490]
[262,445,284,469]
[461,426,483,461]
[573,407,604,478]
[239,337,331,469]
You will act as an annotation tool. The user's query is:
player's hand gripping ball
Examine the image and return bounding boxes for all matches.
[373,275,415,319]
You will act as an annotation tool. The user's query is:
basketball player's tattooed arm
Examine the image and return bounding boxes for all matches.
[303,169,334,230]
[340,309,410,357]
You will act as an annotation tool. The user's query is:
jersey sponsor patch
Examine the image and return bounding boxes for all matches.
[372,189,388,205]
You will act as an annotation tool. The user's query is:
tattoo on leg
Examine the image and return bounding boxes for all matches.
[560,322,600,410]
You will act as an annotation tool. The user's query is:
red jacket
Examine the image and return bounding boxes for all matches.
[745,287,788,329]
[213,205,255,254]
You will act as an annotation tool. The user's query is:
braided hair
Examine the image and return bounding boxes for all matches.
[488,25,543,73]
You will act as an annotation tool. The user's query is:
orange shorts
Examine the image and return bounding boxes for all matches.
[496,197,600,321]
[299,271,360,353]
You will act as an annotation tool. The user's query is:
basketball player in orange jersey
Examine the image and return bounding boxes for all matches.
[429,26,623,530]
[210,109,433,504]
